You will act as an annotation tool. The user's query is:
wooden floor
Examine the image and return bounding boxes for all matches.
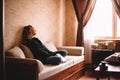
[79,66,120,80]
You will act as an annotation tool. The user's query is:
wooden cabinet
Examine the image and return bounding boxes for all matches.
[92,49,114,68]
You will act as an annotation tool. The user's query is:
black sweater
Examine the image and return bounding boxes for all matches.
[24,37,54,63]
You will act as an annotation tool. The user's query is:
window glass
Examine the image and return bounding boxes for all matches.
[87,0,113,38]
[84,0,120,40]
[95,0,112,37]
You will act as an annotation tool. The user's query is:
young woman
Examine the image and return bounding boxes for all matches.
[22,25,67,65]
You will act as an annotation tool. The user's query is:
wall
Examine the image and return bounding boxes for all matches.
[64,0,78,46]
[4,0,91,63]
[4,0,77,51]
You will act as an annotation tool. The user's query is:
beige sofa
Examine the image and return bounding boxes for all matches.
[5,41,85,80]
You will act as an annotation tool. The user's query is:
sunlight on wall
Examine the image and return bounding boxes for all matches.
[5,0,62,51]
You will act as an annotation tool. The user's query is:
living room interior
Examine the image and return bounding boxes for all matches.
[1,0,120,80]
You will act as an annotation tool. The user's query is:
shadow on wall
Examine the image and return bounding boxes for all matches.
[12,26,23,47]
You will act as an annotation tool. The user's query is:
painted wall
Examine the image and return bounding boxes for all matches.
[4,0,92,64]
[4,0,77,51]
[64,0,78,46]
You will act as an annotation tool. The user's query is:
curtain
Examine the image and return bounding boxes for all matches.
[72,0,96,46]
[111,0,120,18]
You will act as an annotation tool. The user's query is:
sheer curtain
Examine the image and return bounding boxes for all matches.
[84,0,113,64]
[72,0,96,46]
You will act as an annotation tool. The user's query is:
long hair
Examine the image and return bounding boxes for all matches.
[22,25,32,44]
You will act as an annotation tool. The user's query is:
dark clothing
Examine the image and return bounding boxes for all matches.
[24,37,67,64]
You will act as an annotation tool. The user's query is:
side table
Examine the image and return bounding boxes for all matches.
[92,49,114,68]
[94,63,120,80]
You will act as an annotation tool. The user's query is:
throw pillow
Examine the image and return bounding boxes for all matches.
[20,45,34,58]
[6,46,25,58]
[44,41,57,51]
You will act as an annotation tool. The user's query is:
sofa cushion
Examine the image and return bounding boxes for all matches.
[44,41,57,51]
[57,46,84,56]
[44,41,67,62]
[38,55,84,80]
[6,46,25,58]
[20,45,34,58]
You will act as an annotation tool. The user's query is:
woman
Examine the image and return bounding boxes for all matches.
[22,25,67,65]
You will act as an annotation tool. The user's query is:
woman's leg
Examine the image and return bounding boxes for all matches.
[53,50,68,57]
[45,56,61,65]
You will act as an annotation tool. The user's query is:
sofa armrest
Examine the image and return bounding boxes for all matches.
[57,46,84,56]
[5,57,44,80]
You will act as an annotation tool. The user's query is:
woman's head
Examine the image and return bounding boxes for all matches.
[22,25,36,43]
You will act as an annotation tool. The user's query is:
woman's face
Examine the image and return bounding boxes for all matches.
[29,27,36,36]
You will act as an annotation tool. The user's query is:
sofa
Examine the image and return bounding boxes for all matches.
[5,41,85,80]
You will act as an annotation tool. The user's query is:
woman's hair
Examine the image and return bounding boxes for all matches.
[22,25,32,44]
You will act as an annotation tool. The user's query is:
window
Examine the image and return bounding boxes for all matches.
[84,0,120,40]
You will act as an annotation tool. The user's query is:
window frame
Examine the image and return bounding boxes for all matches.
[94,5,120,41]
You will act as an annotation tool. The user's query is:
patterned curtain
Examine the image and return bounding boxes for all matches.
[72,0,96,46]
[112,0,120,18]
